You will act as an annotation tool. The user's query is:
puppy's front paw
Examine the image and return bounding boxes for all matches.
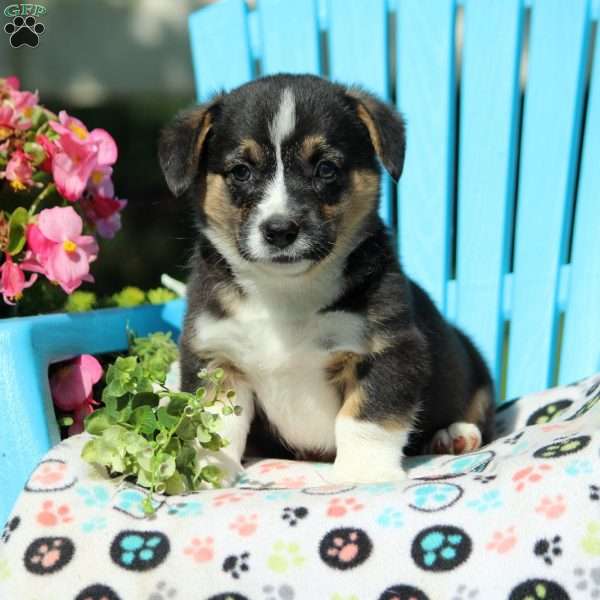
[196,449,244,488]
[430,422,482,455]
[331,460,407,485]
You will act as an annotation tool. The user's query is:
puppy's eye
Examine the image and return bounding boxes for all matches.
[315,160,338,181]
[230,164,251,182]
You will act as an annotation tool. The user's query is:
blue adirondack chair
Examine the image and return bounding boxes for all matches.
[1,0,599,524]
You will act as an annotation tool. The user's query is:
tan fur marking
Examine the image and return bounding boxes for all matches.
[369,334,393,355]
[464,386,493,425]
[239,138,264,164]
[300,134,327,162]
[356,103,383,157]
[204,173,239,232]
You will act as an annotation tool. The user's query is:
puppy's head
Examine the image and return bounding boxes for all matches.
[159,75,405,275]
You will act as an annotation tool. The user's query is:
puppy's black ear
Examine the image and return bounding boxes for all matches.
[158,98,221,197]
[347,89,406,182]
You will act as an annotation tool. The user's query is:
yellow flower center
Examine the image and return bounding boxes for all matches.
[0,126,11,141]
[23,107,33,118]
[9,179,26,192]
[91,170,104,185]
[63,239,77,253]
[69,124,88,140]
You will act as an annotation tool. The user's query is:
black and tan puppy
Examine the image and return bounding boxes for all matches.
[159,74,494,483]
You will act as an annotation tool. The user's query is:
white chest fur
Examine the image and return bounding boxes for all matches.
[190,293,366,454]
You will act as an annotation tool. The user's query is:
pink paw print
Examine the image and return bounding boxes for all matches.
[512,464,553,492]
[36,501,73,526]
[184,536,214,562]
[278,476,306,489]
[229,514,258,537]
[212,491,254,507]
[258,461,290,474]
[535,495,566,519]
[326,497,364,517]
[486,526,517,554]
[33,462,67,485]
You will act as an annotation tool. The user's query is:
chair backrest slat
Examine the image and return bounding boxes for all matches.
[506,0,591,398]
[396,0,456,313]
[455,0,524,382]
[257,0,321,76]
[560,33,600,385]
[328,0,393,225]
[189,0,254,101]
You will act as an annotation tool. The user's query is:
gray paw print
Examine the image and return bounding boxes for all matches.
[262,584,294,600]
[148,581,176,600]
[574,567,600,598]
[452,584,479,600]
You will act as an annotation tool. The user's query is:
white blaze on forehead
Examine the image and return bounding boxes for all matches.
[248,88,297,258]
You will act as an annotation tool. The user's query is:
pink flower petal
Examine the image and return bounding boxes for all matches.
[88,129,118,165]
[37,206,83,243]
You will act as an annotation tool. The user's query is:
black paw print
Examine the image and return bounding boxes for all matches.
[503,432,524,445]
[281,506,308,526]
[473,474,496,484]
[222,551,250,579]
[590,485,600,501]
[4,16,45,48]
[534,536,562,565]
[75,584,121,600]
[1,516,20,544]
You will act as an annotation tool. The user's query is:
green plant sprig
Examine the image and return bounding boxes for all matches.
[81,332,240,515]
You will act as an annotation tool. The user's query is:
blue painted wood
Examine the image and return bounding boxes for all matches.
[396,0,456,313]
[559,31,600,384]
[257,0,321,76]
[189,0,253,101]
[0,300,185,523]
[506,0,591,398]
[455,0,524,386]
[328,0,393,227]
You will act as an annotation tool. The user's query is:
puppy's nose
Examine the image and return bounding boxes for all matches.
[260,216,300,249]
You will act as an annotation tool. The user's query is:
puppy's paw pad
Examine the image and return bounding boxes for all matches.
[431,422,481,455]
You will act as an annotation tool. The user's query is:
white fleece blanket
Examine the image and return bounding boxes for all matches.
[1,374,599,600]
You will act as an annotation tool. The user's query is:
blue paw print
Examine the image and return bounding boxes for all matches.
[110,530,170,571]
[412,526,472,571]
[407,483,463,512]
[446,451,494,474]
[466,489,502,513]
[114,488,162,518]
[362,482,396,495]
[166,500,203,517]
[81,515,107,533]
[377,507,403,528]
[264,490,293,502]
[565,459,593,477]
[76,485,110,508]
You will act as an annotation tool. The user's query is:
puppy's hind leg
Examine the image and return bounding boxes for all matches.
[430,386,494,455]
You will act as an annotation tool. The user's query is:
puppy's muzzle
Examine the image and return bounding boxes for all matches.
[260,215,300,249]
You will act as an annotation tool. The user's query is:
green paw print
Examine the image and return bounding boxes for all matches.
[582,522,600,555]
[267,540,305,573]
[331,595,359,600]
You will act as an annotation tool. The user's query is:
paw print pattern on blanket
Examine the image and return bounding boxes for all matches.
[466,489,502,513]
[25,459,76,492]
[262,583,295,600]
[110,531,170,571]
[526,400,573,425]
[582,522,600,555]
[411,526,472,571]
[267,541,305,573]
[281,506,308,526]
[535,495,567,519]
[223,551,250,579]
[230,514,259,536]
[534,535,562,565]
[512,464,553,492]
[74,583,121,600]
[406,482,463,512]
[533,435,591,459]
[114,488,163,518]
[184,536,214,562]
[486,526,517,554]
[319,528,372,570]
[1,516,20,544]
[36,500,74,526]
[376,507,403,528]
[508,579,569,600]
[377,585,430,600]
[76,484,110,508]
[24,536,75,574]
[326,497,364,517]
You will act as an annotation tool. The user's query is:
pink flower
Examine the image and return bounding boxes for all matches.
[50,354,103,435]
[50,111,117,165]
[86,165,114,198]
[22,206,99,294]
[51,133,98,201]
[36,133,57,173]
[1,76,20,92]
[81,193,127,239]
[0,254,37,304]
[2,149,33,190]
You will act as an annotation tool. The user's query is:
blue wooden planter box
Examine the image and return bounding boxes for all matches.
[0,300,185,521]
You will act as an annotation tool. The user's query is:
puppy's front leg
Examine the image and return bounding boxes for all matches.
[332,330,428,484]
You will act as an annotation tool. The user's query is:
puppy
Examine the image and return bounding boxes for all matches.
[159,74,494,484]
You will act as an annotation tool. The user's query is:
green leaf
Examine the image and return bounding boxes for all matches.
[233,405,243,416]
[175,418,196,441]
[200,464,222,485]
[130,405,158,435]
[57,416,74,427]
[132,392,160,409]
[175,445,196,470]
[164,471,188,495]
[196,426,211,443]
[7,207,29,255]
[23,141,45,164]
[166,393,192,416]
[84,410,114,435]
[64,291,97,313]
[156,406,179,429]
[146,287,177,305]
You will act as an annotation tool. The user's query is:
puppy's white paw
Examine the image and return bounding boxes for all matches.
[331,460,407,484]
[431,422,482,455]
[196,448,244,488]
